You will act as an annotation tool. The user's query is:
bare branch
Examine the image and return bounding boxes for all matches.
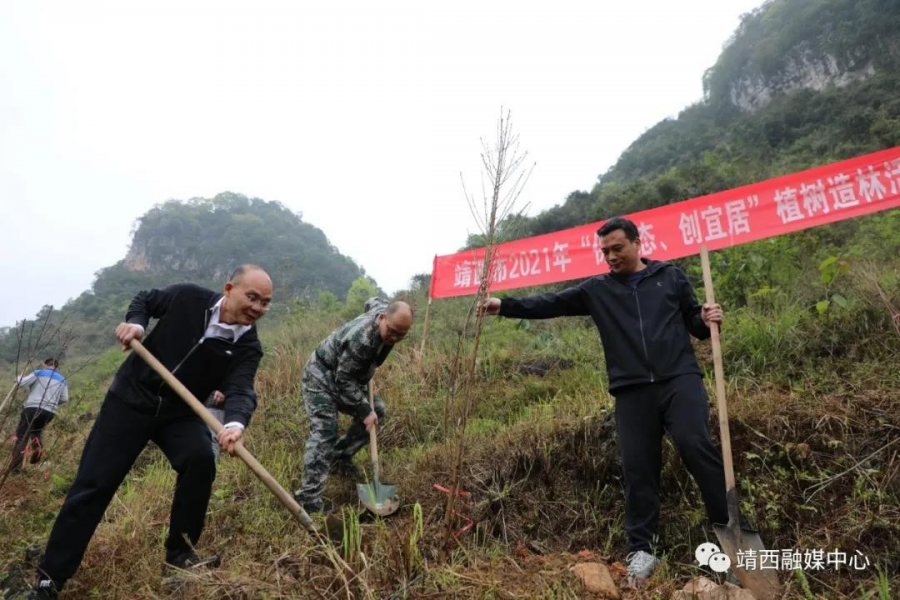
[444,109,534,547]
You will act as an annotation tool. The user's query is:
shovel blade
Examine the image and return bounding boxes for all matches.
[713,522,783,600]
[356,482,400,517]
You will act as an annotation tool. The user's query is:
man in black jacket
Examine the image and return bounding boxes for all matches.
[482,217,727,585]
[23,265,272,599]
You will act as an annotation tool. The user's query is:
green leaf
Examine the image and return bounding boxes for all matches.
[831,294,848,308]
[819,256,838,271]
[816,300,830,314]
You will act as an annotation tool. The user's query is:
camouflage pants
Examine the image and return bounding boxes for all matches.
[294,386,386,512]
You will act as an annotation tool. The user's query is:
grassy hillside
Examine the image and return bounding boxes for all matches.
[2,0,899,597]
[1,258,897,598]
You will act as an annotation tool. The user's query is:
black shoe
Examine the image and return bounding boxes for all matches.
[4,579,60,600]
[165,550,221,570]
[302,501,323,515]
[329,458,361,479]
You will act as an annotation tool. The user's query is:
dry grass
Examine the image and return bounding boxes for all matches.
[1,282,898,599]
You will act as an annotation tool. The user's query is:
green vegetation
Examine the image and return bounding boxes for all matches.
[2,256,895,598]
[1,0,899,597]
[703,0,900,105]
[475,0,900,245]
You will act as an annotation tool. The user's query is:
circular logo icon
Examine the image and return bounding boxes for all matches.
[695,542,721,566]
[708,552,732,573]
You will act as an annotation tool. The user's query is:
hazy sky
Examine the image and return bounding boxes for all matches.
[0,0,763,327]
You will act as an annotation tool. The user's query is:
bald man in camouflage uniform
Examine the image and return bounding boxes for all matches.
[294,297,413,514]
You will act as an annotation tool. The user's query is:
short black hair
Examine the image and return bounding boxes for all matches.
[43,357,59,368]
[597,217,639,241]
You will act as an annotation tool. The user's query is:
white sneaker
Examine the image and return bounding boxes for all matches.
[626,550,660,586]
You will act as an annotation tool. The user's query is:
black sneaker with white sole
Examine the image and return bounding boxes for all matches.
[4,578,60,600]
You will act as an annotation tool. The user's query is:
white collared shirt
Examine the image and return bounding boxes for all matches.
[205,297,251,343]
[204,297,249,431]
[204,297,251,431]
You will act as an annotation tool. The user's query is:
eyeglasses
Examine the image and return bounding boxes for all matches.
[384,321,408,340]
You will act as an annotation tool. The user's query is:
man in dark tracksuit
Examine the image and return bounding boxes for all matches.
[21,265,272,600]
[482,217,728,585]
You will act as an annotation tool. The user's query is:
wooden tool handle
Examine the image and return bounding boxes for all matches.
[368,380,380,483]
[130,340,316,532]
[700,247,736,491]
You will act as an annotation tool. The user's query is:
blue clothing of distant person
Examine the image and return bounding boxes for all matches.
[8,358,68,472]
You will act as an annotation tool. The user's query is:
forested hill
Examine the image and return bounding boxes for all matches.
[469,0,900,246]
[121,193,366,301]
[0,192,372,359]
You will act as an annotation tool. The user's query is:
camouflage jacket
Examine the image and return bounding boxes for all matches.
[302,297,392,418]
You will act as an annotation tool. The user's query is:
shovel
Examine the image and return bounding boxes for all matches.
[701,247,783,599]
[356,381,400,516]
[129,340,317,533]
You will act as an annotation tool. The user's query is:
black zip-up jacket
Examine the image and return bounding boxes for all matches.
[499,259,710,391]
[109,283,264,427]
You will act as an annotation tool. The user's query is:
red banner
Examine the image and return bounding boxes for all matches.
[431,146,900,299]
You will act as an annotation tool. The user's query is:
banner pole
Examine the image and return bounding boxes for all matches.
[417,299,433,364]
[417,255,438,367]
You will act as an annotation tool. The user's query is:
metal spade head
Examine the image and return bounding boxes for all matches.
[357,480,400,517]
[713,491,783,600]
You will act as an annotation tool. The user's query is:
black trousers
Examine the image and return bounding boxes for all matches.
[9,408,55,471]
[614,374,728,553]
[38,391,216,585]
